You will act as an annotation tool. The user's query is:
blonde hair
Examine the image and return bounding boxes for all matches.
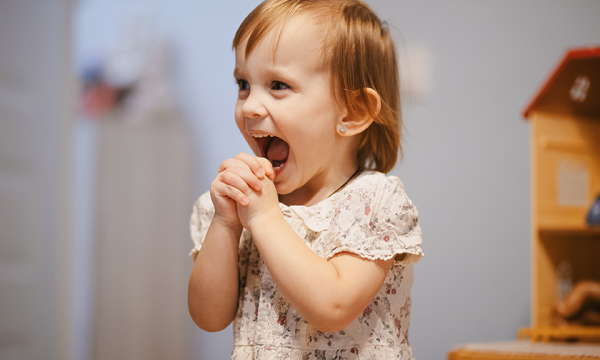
[233,0,401,173]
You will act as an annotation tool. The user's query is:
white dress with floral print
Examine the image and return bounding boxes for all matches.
[189,171,423,360]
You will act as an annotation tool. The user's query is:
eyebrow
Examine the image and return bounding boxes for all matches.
[232,65,302,88]
[264,67,297,83]
[233,68,243,78]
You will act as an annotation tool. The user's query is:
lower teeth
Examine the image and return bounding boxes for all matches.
[270,160,285,168]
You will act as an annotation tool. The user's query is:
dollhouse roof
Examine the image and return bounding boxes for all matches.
[523,46,600,119]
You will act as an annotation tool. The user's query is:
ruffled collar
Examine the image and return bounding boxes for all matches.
[278,171,378,232]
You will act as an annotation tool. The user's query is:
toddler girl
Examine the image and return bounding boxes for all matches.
[188,0,423,358]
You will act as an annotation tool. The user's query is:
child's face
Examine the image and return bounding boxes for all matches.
[234,16,348,197]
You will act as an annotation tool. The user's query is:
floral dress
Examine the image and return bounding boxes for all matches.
[189,171,423,360]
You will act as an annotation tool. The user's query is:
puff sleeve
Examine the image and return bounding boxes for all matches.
[188,191,215,261]
[324,175,423,265]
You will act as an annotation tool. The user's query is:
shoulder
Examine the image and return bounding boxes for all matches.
[329,170,415,220]
[343,171,408,205]
[324,171,423,263]
[192,191,214,215]
[349,171,403,189]
[341,171,419,228]
[189,191,215,255]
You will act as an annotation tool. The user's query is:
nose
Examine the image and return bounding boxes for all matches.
[242,89,267,119]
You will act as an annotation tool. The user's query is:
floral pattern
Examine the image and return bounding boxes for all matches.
[190,171,423,359]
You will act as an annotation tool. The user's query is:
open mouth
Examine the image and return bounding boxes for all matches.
[252,134,289,170]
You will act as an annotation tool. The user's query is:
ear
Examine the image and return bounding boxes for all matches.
[337,88,381,136]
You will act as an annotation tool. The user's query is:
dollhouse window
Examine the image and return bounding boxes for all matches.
[569,75,590,103]
[557,159,589,207]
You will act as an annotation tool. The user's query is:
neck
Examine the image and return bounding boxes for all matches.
[279,160,359,207]
[279,132,361,206]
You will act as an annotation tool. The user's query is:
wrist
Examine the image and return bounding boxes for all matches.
[212,215,243,235]
[246,208,284,233]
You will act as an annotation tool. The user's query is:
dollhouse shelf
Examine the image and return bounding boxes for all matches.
[518,326,600,343]
[537,226,600,237]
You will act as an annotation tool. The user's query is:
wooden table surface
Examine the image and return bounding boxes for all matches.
[448,341,600,360]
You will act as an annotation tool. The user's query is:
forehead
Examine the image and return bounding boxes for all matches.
[235,15,326,71]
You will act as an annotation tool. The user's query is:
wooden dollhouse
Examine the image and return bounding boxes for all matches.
[518,46,600,343]
[448,47,600,360]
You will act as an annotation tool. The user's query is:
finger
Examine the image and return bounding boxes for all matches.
[218,170,253,195]
[218,158,254,173]
[216,174,249,206]
[222,164,263,191]
[217,157,264,191]
[234,153,265,178]
[217,158,240,173]
[256,157,275,180]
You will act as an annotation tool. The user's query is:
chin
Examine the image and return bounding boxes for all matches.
[274,181,293,196]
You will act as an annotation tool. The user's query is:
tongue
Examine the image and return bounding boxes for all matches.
[267,137,289,162]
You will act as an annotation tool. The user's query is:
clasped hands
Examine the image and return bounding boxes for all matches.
[210,153,281,231]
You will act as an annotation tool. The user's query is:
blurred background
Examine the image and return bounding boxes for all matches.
[1,0,599,359]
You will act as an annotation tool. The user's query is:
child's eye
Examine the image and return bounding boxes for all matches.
[271,81,290,91]
[236,79,250,91]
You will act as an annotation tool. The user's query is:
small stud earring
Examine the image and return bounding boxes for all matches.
[339,125,346,133]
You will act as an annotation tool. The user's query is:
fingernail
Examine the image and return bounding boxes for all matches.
[241,197,249,205]
[256,181,263,190]
[257,168,265,177]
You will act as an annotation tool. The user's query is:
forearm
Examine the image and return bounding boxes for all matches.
[249,215,381,332]
[188,219,242,331]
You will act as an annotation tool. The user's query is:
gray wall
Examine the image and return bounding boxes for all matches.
[74,1,600,359]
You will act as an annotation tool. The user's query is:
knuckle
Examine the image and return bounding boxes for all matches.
[219,172,230,181]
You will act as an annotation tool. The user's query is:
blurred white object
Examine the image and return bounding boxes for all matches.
[78,13,194,359]
[92,116,193,360]
[90,47,194,358]
[399,44,434,106]
[104,5,159,87]
[119,40,179,124]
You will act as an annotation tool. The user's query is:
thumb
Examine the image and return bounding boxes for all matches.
[257,157,275,180]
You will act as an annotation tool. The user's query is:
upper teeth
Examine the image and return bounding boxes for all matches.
[251,134,274,138]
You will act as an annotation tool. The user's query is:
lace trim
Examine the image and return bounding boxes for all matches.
[189,247,200,261]
[325,241,424,265]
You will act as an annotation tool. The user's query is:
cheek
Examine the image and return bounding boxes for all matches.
[283,110,338,153]
[290,127,336,162]
[235,103,245,130]
[234,103,256,153]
